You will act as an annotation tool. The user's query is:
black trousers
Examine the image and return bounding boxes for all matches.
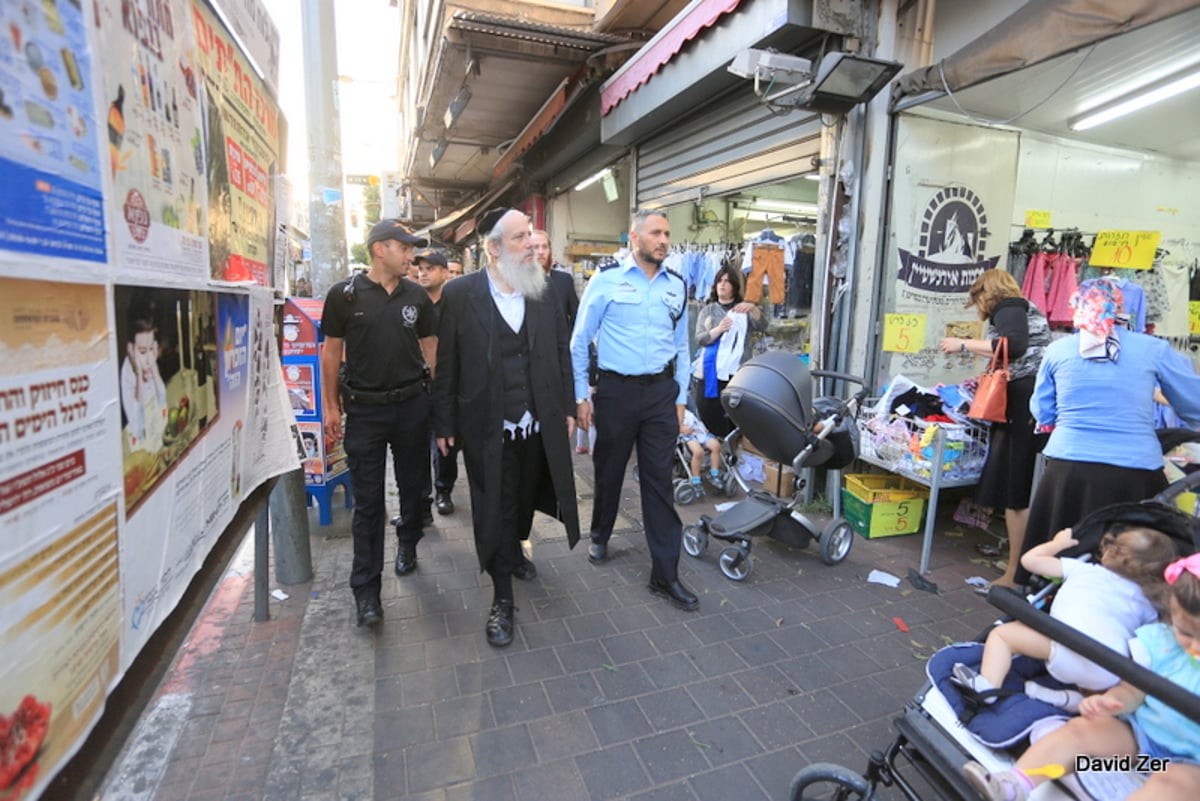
[342,393,430,597]
[432,437,459,493]
[590,374,682,583]
[487,432,546,595]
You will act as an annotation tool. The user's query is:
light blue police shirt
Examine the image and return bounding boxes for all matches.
[570,259,690,405]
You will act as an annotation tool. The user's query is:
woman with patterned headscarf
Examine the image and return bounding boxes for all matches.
[1016,279,1200,585]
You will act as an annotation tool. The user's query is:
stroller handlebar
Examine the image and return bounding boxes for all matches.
[987,586,1200,724]
[1154,468,1200,503]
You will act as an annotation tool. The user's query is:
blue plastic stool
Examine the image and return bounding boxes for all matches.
[306,471,353,526]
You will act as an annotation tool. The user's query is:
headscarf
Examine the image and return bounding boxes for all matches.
[1070,279,1123,362]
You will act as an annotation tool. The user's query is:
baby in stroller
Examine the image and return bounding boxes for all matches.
[963,556,1200,801]
[679,409,726,496]
[951,526,1177,713]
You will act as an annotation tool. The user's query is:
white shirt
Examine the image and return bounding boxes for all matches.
[486,269,525,333]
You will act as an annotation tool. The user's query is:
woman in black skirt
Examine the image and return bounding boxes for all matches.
[940,269,1050,589]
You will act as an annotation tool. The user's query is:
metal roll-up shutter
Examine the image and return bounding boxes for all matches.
[635,89,822,208]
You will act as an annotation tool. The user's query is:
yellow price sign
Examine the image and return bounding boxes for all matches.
[1190,302,1200,336]
[1024,210,1052,228]
[882,313,926,353]
[1090,230,1161,270]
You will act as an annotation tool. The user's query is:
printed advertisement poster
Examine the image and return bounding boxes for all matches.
[117,286,242,661]
[282,362,314,416]
[114,284,220,514]
[879,115,1018,388]
[239,288,302,492]
[0,0,106,262]
[0,279,121,800]
[117,287,297,663]
[95,0,208,280]
[191,0,278,286]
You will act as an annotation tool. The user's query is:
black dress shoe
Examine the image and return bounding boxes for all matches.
[587,541,607,563]
[436,491,454,515]
[512,558,537,582]
[394,541,417,575]
[648,577,699,611]
[356,596,383,627]
[485,600,515,647]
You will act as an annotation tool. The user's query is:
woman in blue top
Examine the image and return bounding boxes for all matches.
[1017,280,1200,585]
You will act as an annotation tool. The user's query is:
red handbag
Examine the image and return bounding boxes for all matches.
[968,337,1009,424]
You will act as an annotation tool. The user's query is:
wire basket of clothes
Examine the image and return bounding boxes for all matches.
[857,398,990,484]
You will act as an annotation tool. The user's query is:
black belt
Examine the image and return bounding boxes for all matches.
[342,380,427,405]
[597,362,674,385]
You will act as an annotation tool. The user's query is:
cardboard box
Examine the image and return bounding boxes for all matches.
[762,462,796,499]
[841,488,926,539]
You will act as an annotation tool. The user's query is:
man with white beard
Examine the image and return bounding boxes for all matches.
[430,208,580,647]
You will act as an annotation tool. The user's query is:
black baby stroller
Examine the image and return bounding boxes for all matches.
[681,351,866,581]
[786,468,1200,801]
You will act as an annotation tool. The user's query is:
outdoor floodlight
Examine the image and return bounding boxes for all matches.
[730,48,902,113]
[801,52,902,114]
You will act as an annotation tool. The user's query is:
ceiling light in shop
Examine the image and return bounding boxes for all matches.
[804,173,820,181]
[739,200,818,215]
[1069,65,1200,131]
[574,167,612,192]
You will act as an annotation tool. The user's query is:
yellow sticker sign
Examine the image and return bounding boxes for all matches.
[1190,302,1200,336]
[882,313,926,353]
[1089,230,1161,270]
[1024,210,1052,228]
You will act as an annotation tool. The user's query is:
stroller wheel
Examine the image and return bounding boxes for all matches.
[682,523,708,557]
[722,472,738,497]
[632,463,639,482]
[673,481,698,505]
[789,762,870,801]
[718,545,752,581]
[819,519,854,565]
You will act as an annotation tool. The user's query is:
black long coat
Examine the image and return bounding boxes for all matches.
[430,270,580,570]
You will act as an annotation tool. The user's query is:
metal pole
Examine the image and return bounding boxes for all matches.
[301,0,349,297]
[270,468,313,584]
[254,497,271,622]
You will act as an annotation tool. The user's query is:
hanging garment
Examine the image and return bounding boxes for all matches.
[1130,259,1170,324]
[745,242,785,304]
[714,312,747,380]
[1159,261,1191,338]
[1022,252,1078,325]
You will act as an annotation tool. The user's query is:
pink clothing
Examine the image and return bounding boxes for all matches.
[1022,252,1078,326]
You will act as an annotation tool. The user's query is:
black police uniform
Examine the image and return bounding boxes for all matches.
[322,273,436,601]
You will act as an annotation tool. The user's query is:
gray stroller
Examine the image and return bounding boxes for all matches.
[682,352,866,581]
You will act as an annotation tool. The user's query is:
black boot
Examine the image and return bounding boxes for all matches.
[485,600,515,647]
[394,540,417,575]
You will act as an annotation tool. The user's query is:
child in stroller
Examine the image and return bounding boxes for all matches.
[674,408,729,503]
[951,526,1177,713]
[787,469,1200,801]
[963,557,1200,801]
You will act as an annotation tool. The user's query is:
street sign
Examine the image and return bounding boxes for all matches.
[346,174,379,186]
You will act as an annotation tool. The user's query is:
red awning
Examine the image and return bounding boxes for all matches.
[600,0,742,116]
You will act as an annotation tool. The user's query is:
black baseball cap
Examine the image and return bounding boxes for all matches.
[367,219,429,247]
[414,250,448,269]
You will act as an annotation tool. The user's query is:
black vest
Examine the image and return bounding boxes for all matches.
[498,315,535,426]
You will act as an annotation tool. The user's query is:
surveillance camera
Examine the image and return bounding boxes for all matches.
[728,49,813,85]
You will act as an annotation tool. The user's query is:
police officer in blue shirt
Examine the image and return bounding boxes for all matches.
[571,208,697,611]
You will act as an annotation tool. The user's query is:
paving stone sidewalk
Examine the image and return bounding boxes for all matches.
[99,454,1009,801]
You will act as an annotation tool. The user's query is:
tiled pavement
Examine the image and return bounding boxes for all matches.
[99,452,1011,801]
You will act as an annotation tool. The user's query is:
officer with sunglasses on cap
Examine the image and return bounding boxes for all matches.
[321,219,438,628]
